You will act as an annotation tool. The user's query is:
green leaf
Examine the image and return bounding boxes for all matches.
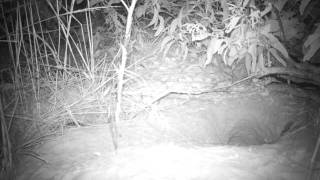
[248,44,257,73]
[273,0,289,12]
[304,25,320,47]
[220,0,230,20]
[218,43,228,55]
[169,9,183,34]
[300,0,312,15]
[303,38,320,62]
[147,7,159,27]
[261,3,273,17]
[227,55,238,66]
[160,36,174,52]
[262,19,280,34]
[242,0,251,7]
[269,48,287,66]
[135,4,147,18]
[258,53,265,71]
[205,38,225,66]
[226,16,241,33]
[226,45,238,66]
[182,43,189,61]
[261,31,288,58]
[154,16,165,37]
[163,41,175,58]
[244,52,252,75]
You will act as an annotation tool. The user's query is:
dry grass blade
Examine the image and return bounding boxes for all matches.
[0,0,126,177]
[308,109,320,180]
[0,96,13,178]
[309,133,320,179]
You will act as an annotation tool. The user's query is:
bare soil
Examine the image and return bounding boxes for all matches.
[12,83,320,180]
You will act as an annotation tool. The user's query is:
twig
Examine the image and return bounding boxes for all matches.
[150,74,256,105]
[131,74,256,120]
[113,0,139,151]
[119,0,129,12]
[258,67,320,87]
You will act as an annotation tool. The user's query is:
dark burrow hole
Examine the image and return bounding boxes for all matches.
[226,121,315,146]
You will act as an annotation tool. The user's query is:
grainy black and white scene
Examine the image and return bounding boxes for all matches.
[1,0,320,179]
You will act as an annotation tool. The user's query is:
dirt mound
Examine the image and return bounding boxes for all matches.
[12,84,319,180]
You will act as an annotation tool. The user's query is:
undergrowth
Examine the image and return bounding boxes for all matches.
[0,0,320,178]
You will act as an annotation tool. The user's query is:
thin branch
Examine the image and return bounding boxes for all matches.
[113,0,138,151]
[120,0,129,12]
